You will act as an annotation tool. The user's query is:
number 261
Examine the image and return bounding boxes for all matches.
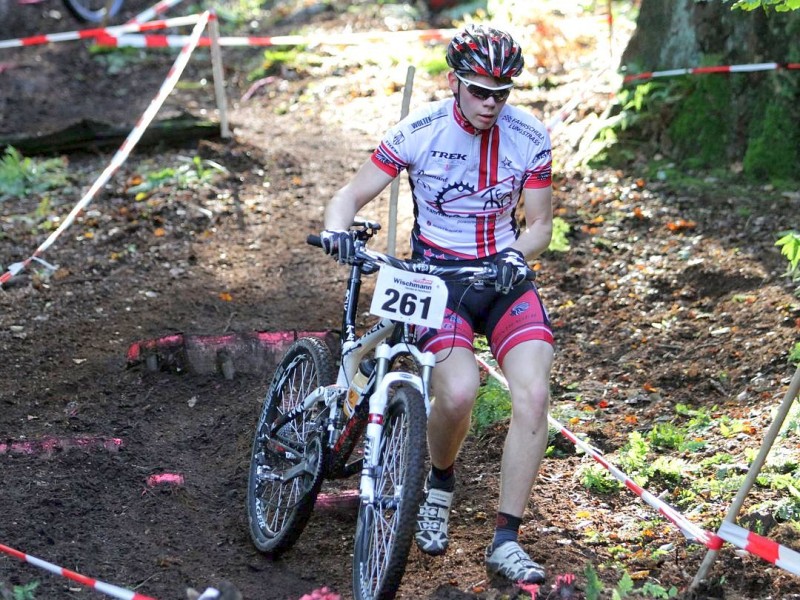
[381,289,431,319]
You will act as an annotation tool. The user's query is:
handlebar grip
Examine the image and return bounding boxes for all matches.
[307,234,322,247]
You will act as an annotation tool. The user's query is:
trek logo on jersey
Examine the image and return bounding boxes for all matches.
[510,301,530,316]
[430,150,468,161]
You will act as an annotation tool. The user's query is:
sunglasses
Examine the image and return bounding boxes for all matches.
[454,73,513,103]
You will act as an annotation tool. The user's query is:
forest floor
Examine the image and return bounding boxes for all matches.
[1,1,800,600]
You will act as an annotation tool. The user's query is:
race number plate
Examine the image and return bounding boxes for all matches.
[370,264,447,329]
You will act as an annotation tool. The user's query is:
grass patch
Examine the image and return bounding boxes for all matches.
[0,147,68,200]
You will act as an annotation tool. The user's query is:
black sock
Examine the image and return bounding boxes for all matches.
[428,463,455,492]
[491,512,522,550]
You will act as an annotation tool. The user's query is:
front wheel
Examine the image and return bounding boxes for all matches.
[62,0,124,23]
[352,384,428,600]
[246,337,336,556]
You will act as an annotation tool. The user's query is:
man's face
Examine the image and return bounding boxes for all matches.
[448,72,513,130]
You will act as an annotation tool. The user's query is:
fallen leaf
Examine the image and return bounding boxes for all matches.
[666,219,696,232]
[219,292,233,302]
[153,227,166,237]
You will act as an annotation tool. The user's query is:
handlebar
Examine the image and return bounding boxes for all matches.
[307,230,535,285]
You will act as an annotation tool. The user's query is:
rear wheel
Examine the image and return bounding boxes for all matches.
[246,337,336,556]
[62,0,124,23]
[352,385,427,600]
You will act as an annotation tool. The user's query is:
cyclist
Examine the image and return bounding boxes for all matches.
[319,24,553,585]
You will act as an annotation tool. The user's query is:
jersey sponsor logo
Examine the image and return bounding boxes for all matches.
[427,177,515,218]
[510,301,530,316]
[413,169,449,184]
[500,114,545,144]
[411,116,433,131]
[440,312,464,331]
[373,146,404,174]
[430,150,468,161]
[392,131,406,145]
[534,148,551,161]
[395,277,433,291]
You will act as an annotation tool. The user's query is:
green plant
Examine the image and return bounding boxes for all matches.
[729,0,800,12]
[776,231,800,296]
[0,147,68,199]
[647,422,685,449]
[128,156,227,197]
[418,47,449,76]
[675,403,713,430]
[12,581,38,600]
[548,216,571,252]
[790,342,800,365]
[618,431,650,474]
[648,456,686,485]
[584,565,678,600]
[471,377,512,435]
[88,45,148,75]
[580,463,621,493]
[256,48,302,78]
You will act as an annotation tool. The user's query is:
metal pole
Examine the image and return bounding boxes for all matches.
[208,12,231,139]
[690,364,800,590]
[387,65,415,256]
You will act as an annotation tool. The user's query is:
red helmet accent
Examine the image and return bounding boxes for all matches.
[446,24,524,79]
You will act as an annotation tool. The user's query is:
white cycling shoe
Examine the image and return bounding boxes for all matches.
[414,487,453,556]
[485,541,546,584]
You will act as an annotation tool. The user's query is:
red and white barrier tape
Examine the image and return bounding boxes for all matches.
[127,0,184,25]
[477,355,800,578]
[0,11,212,288]
[718,521,800,576]
[0,14,200,49]
[623,62,800,84]
[0,542,158,600]
[474,355,723,550]
[92,27,458,49]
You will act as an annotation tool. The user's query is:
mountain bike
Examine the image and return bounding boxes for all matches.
[246,218,532,599]
[62,0,124,23]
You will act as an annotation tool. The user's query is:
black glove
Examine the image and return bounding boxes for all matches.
[493,247,528,294]
[320,229,355,264]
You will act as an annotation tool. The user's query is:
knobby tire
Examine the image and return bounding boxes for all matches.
[246,337,336,556]
[352,385,427,600]
[62,0,124,23]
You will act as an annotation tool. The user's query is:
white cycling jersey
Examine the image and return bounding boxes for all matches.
[372,98,552,260]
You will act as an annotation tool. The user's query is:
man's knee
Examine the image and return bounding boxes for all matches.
[511,385,549,423]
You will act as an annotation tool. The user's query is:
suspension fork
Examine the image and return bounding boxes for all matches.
[358,342,435,503]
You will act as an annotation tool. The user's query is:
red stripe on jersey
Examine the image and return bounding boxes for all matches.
[476,127,501,256]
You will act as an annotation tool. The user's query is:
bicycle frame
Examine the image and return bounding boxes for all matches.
[331,243,437,503]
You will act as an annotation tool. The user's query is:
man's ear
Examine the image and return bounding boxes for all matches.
[447,71,459,95]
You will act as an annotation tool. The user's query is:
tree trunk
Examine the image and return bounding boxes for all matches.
[618,0,800,182]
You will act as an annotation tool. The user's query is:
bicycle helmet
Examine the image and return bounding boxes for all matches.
[446,24,524,80]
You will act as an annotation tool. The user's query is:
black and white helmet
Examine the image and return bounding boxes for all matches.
[446,24,524,80]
